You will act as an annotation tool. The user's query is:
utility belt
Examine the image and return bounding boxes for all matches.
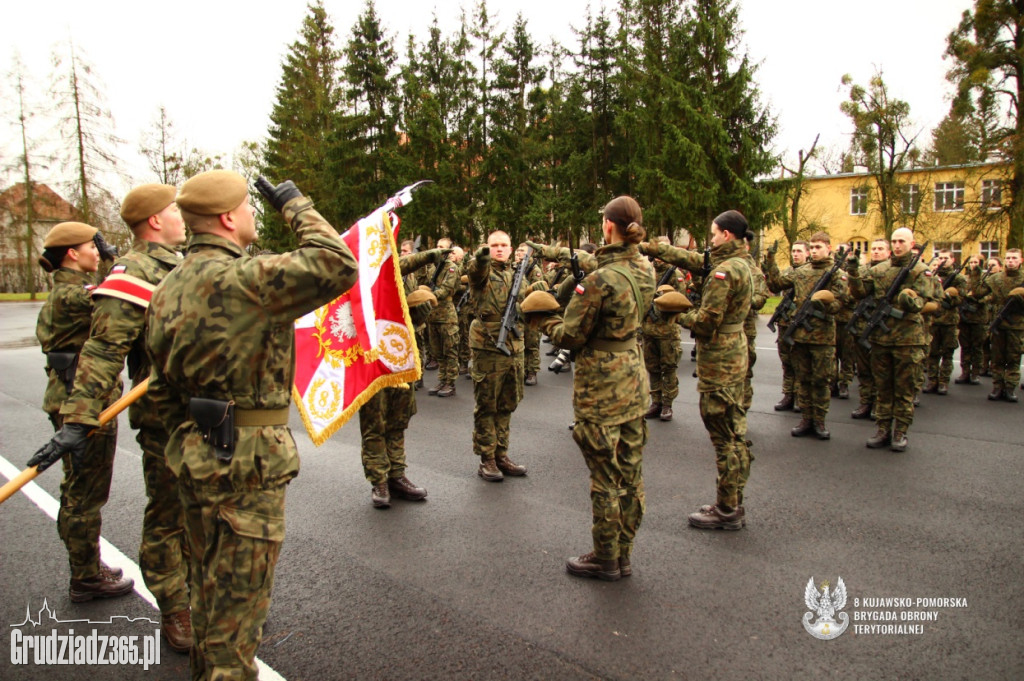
[188,398,290,463]
[717,322,745,334]
[586,335,636,353]
[46,351,79,394]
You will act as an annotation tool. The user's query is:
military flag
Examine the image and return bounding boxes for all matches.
[292,206,420,446]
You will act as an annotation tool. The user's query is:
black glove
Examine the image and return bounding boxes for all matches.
[93,232,118,262]
[27,423,94,473]
[255,176,303,213]
[475,246,490,264]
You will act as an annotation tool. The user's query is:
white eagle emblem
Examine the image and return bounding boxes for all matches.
[802,576,850,640]
[330,301,358,341]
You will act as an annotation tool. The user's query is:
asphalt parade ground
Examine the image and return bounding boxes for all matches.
[1,301,1022,680]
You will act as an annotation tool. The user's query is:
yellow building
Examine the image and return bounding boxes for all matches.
[764,161,1011,265]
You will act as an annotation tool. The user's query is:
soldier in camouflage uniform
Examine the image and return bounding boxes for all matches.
[516,243,545,385]
[527,196,655,580]
[766,241,808,412]
[678,211,753,530]
[642,239,687,421]
[741,234,769,411]
[956,254,987,385]
[28,222,133,602]
[833,243,857,400]
[849,239,890,419]
[847,227,934,451]
[980,257,1003,376]
[923,249,966,395]
[146,171,359,680]
[768,232,848,440]
[972,248,1024,402]
[424,243,462,397]
[466,231,539,481]
[40,185,193,650]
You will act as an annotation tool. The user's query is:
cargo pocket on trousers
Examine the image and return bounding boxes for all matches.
[218,506,285,590]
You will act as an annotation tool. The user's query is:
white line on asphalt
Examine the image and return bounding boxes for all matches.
[0,454,285,681]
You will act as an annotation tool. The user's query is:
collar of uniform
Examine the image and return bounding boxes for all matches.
[133,237,183,266]
[891,253,913,267]
[1007,267,1022,279]
[711,238,745,263]
[595,240,634,265]
[811,256,834,270]
[54,268,96,285]
[186,232,246,258]
[490,258,510,272]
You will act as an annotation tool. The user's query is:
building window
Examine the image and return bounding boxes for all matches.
[981,180,1002,209]
[850,186,868,215]
[934,181,964,211]
[980,241,1000,260]
[901,184,920,214]
[847,239,869,256]
[933,241,963,264]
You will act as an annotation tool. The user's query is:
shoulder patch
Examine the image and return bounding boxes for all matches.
[924,270,934,277]
[91,273,156,309]
[110,264,127,274]
[714,271,727,280]
[84,284,96,291]
[575,284,586,295]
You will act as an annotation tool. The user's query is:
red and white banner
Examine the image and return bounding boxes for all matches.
[292,209,420,446]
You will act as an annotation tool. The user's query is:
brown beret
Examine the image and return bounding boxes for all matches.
[811,290,835,304]
[407,286,438,308]
[653,291,692,313]
[121,184,177,227]
[522,290,560,314]
[656,284,676,296]
[921,300,940,315]
[43,222,97,248]
[177,170,248,215]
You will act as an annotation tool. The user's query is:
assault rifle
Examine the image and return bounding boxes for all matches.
[687,246,712,307]
[647,265,679,322]
[989,295,1022,334]
[766,289,796,333]
[937,260,968,311]
[780,247,849,347]
[959,264,994,315]
[857,241,930,349]
[496,246,533,356]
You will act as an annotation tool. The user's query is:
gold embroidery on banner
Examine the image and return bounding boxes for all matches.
[377,322,413,367]
[307,377,342,420]
[363,218,387,269]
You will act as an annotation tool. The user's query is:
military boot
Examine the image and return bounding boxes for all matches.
[659,403,673,421]
[688,504,743,530]
[478,459,504,482]
[922,379,939,394]
[988,388,1004,401]
[866,426,892,449]
[837,383,850,399]
[437,383,456,398]
[425,359,438,370]
[969,374,981,385]
[813,421,831,440]
[851,403,873,419]
[161,609,192,653]
[495,455,527,477]
[428,383,444,395]
[524,371,538,386]
[890,430,908,452]
[1004,389,1019,403]
[371,482,391,508]
[644,402,662,419]
[790,418,814,437]
[618,555,632,578]
[69,566,134,602]
[388,475,428,501]
[954,371,971,385]
[700,503,746,527]
[566,552,621,581]
[774,393,795,411]
[936,383,948,395]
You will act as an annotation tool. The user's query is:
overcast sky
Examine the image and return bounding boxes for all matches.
[1,0,973,195]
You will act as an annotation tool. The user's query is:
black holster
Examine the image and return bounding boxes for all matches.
[189,398,236,462]
[46,352,79,393]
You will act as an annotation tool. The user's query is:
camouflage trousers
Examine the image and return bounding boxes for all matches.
[989,328,1023,391]
[524,323,541,374]
[791,342,835,422]
[178,470,286,681]
[471,349,523,461]
[359,385,416,485]
[51,413,118,581]
[138,425,190,616]
[572,418,647,561]
[835,323,856,386]
[698,383,752,510]
[853,334,875,407]
[776,326,795,395]
[871,344,926,431]
[926,324,960,385]
[743,331,757,411]
[428,321,460,384]
[458,312,472,368]
[958,321,986,378]
[643,333,682,404]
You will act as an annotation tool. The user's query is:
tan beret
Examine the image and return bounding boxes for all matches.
[121,184,177,227]
[921,300,940,315]
[944,287,959,298]
[460,275,469,284]
[811,290,835,304]
[407,286,438,308]
[43,222,97,248]
[522,290,560,315]
[177,170,248,215]
[1010,287,1024,297]
[653,291,692,312]
[656,284,676,296]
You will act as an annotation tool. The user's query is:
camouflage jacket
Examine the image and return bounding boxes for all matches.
[680,239,752,392]
[766,264,805,327]
[642,241,706,275]
[932,265,966,326]
[958,267,988,324]
[973,267,1024,331]
[61,239,181,430]
[742,252,769,339]
[466,255,541,354]
[540,241,655,424]
[400,251,440,328]
[848,252,932,346]
[145,200,358,485]
[423,258,460,324]
[643,260,688,339]
[530,243,598,276]
[35,268,102,415]
[768,255,847,345]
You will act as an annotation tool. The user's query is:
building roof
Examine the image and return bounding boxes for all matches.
[0,183,78,221]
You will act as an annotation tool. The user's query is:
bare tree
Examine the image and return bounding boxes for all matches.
[139,106,185,185]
